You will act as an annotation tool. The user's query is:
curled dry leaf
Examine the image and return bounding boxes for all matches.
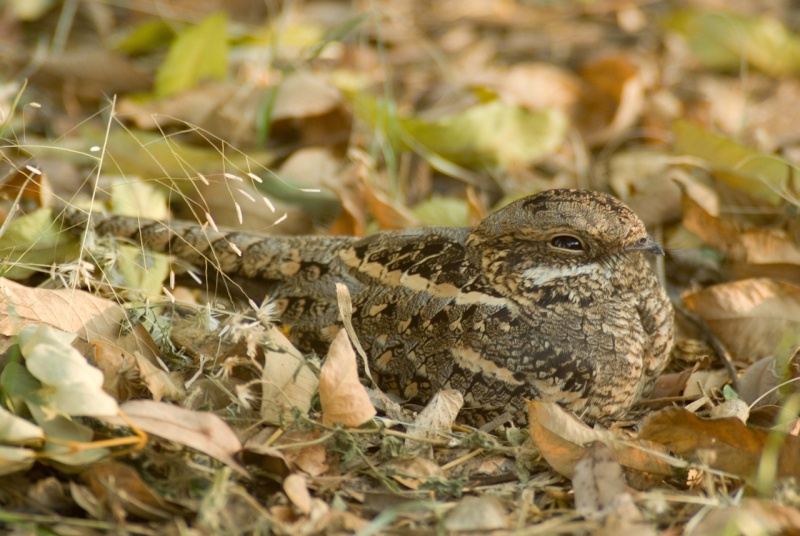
[261,325,319,423]
[283,473,313,515]
[133,351,186,401]
[319,329,376,427]
[102,400,248,477]
[683,278,800,360]
[527,401,672,479]
[639,407,800,485]
[92,338,185,402]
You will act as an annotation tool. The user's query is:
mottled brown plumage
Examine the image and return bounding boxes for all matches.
[63,189,674,424]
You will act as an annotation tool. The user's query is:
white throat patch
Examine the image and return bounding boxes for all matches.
[522,263,606,286]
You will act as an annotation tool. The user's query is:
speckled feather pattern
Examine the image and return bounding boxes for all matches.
[64,189,674,424]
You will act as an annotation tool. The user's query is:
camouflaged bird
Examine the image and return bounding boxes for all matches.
[64,189,674,424]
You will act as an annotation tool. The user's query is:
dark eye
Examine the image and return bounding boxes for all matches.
[550,235,584,251]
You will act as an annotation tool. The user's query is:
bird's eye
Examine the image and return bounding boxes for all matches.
[550,235,584,251]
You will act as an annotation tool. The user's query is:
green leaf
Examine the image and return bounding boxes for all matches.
[0,360,43,404]
[107,180,170,295]
[666,10,800,76]
[113,19,176,55]
[155,12,229,97]
[401,101,567,169]
[673,120,793,204]
[0,208,79,280]
[412,197,469,227]
[30,406,109,465]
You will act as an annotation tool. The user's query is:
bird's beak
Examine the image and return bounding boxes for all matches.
[626,235,664,256]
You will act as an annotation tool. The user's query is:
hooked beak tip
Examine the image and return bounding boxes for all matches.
[626,236,664,256]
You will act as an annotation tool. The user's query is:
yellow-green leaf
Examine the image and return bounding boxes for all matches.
[155,12,228,97]
[666,10,800,77]
[113,19,176,55]
[0,208,79,280]
[109,180,170,295]
[412,197,469,227]
[673,120,793,205]
[401,101,567,169]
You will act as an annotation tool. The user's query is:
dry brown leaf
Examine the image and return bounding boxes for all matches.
[0,278,159,360]
[683,278,800,360]
[118,82,239,132]
[443,496,509,532]
[680,188,800,282]
[249,428,330,477]
[0,166,53,209]
[498,62,582,114]
[687,498,800,536]
[648,368,694,402]
[739,356,782,408]
[683,369,730,399]
[383,457,444,490]
[360,180,419,230]
[405,389,463,455]
[528,401,672,479]
[278,147,341,190]
[328,183,366,237]
[283,442,329,477]
[283,473,313,515]
[709,398,750,422]
[608,154,687,227]
[271,71,342,121]
[573,443,655,536]
[132,351,187,402]
[579,53,645,145]
[465,187,487,226]
[639,408,800,484]
[102,400,248,477]
[80,460,184,521]
[261,325,319,423]
[91,339,145,401]
[319,329,376,427]
[240,439,291,480]
[738,345,800,409]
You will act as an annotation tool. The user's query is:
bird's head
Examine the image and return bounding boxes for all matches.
[469,189,661,293]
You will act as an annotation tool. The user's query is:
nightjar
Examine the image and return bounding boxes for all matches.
[64,189,674,424]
